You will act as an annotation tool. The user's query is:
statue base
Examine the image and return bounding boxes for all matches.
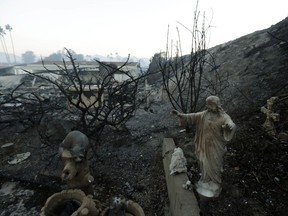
[40,189,100,216]
[196,180,221,198]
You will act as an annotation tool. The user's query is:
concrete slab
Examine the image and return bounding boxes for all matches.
[162,138,200,216]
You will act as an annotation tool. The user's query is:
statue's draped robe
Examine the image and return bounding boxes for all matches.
[179,110,236,184]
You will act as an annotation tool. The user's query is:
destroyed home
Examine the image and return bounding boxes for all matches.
[0,60,141,109]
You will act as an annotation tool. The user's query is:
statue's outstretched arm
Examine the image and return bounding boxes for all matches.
[222,119,236,141]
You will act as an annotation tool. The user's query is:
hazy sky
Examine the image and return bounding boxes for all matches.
[0,0,287,58]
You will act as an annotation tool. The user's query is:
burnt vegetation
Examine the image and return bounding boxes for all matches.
[0,49,147,153]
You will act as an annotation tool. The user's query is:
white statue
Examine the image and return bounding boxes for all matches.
[169,147,187,175]
[172,96,236,197]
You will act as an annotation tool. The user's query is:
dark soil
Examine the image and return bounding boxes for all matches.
[0,101,288,216]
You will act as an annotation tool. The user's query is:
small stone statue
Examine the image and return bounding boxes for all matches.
[169,147,187,175]
[261,96,279,136]
[172,96,236,197]
[60,131,94,195]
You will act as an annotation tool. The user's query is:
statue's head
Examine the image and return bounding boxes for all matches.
[206,96,222,113]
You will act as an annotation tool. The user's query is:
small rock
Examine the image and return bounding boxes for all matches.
[8,152,31,165]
